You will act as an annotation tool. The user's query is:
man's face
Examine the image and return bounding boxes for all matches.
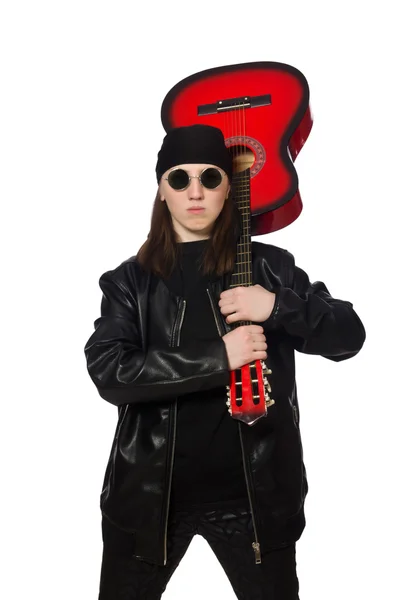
[159,163,231,242]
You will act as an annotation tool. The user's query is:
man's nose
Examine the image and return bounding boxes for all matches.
[188,176,204,198]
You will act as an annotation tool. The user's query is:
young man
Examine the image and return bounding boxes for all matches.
[84,124,366,599]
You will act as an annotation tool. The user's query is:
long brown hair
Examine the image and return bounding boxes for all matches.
[136,188,241,280]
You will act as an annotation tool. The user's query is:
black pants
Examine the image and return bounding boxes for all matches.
[98,504,300,600]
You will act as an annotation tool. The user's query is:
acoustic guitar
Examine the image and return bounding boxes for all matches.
[161,61,313,425]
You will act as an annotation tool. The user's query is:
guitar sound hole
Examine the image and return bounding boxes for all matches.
[229,145,255,173]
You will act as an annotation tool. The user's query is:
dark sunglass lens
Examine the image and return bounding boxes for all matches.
[201,168,222,189]
[167,169,189,190]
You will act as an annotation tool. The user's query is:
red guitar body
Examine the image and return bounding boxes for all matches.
[161,61,313,235]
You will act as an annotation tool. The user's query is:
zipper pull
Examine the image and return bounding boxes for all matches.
[252,541,262,564]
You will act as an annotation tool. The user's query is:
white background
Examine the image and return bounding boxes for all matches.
[1,1,395,598]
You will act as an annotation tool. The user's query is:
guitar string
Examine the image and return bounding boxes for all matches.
[238,94,243,288]
[242,86,250,285]
[241,88,248,289]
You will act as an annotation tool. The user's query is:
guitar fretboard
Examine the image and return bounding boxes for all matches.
[230,169,254,328]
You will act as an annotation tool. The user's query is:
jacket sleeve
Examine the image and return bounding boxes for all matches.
[84,270,230,406]
[264,252,366,361]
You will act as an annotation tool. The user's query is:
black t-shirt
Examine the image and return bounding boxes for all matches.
[163,239,249,511]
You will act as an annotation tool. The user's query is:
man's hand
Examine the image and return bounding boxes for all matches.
[218,285,276,324]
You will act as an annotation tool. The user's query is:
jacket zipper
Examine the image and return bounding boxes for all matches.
[163,298,186,566]
[206,287,262,565]
[238,423,262,564]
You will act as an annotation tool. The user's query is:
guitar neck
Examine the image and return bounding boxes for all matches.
[231,169,253,287]
[229,169,253,329]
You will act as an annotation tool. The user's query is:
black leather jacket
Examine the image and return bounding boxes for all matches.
[84,241,366,566]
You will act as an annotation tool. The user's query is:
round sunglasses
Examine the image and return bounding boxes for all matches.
[163,167,226,191]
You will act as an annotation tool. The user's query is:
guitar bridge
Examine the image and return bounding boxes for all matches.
[198,94,271,116]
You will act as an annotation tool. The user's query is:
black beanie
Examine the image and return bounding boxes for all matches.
[156,124,233,183]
